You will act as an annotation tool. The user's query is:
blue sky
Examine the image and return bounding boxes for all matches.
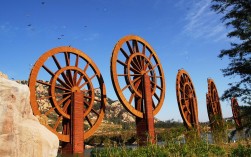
[0,0,237,122]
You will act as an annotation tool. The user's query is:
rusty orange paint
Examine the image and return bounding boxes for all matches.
[176,69,199,132]
[28,46,106,154]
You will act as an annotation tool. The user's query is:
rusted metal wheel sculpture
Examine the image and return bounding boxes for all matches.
[231,97,242,128]
[28,46,106,143]
[110,35,165,144]
[110,35,165,118]
[206,79,223,130]
[176,69,199,131]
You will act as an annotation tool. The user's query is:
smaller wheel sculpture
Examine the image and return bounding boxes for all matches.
[206,79,223,129]
[231,97,242,128]
[29,46,106,142]
[110,35,166,118]
[176,69,199,130]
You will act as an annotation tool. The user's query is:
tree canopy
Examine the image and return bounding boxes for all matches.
[211,0,251,104]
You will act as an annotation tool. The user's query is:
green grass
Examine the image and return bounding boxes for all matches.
[90,127,251,157]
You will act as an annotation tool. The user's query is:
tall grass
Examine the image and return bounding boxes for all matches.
[90,126,251,157]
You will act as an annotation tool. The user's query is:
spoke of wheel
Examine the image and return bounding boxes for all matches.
[150,75,162,78]
[181,76,185,84]
[91,108,99,116]
[56,76,72,89]
[41,65,70,89]
[37,92,68,100]
[179,88,184,94]
[133,78,142,93]
[79,74,96,89]
[145,64,159,74]
[52,55,73,86]
[127,41,141,69]
[129,93,136,104]
[73,71,78,85]
[64,52,74,85]
[76,74,84,86]
[185,75,189,83]
[154,93,160,102]
[130,59,141,71]
[152,99,156,109]
[126,41,134,55]
[180,80,185,87]
[142,44,146,55]
[85,116,93,127]
[133,40,139,52]
[141,44,146,68]
[148,53,153,61]
[132,40,142,69]
[54,116,63,130]
[129,65,141,74]
[84,100,90,107]
[75,54,79,67]
[44,107,56,116]
[181,104,187,110]
[64,52,70,66]
[55,85,71,92]
[144,61,150,71]
[62,99,71,112]
[120,48,129,59]
[117,59,127,66]
[37,80,51,86]
[117,59,140,73]
[121,76,142,92]
[57,95,71,106]
[150,80,163,91]
[83,62,89,72]
[42,65,55,77]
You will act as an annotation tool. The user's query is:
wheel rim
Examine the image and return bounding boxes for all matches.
[231,97,242,128]
[110,35,165,118]
[28,46,106,142]
[176,69,199,129]
[207,79,223,128]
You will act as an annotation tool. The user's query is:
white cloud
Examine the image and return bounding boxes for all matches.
[182,0,229,42]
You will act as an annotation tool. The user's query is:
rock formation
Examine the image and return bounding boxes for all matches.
[0,78,59,157]
[0,71,8,79]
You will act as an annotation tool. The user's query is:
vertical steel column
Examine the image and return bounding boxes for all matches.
[72,91,84,155]
[62,91,84,156]
[136,74,155,145]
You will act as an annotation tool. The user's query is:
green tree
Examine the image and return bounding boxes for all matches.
[210,0,251,104]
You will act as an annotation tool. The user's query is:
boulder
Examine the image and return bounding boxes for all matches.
[0,71,8,79]
[0,78,59,157]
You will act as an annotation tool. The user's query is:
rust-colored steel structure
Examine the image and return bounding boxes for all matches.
[28,46,106,155]
[231,97,242,129]
[206,79,223,131]
[110,35,165,145]
[176,69,199,132]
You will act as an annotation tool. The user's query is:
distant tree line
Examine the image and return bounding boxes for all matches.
[155,119,183,128]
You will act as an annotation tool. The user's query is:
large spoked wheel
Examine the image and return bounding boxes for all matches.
[231,97,242,128]
[110,35,165,118]
[176,69,199,129]
[207,79,223,128]
[29,46,106,142]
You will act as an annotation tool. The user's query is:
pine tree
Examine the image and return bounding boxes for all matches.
[211,0,251,104]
